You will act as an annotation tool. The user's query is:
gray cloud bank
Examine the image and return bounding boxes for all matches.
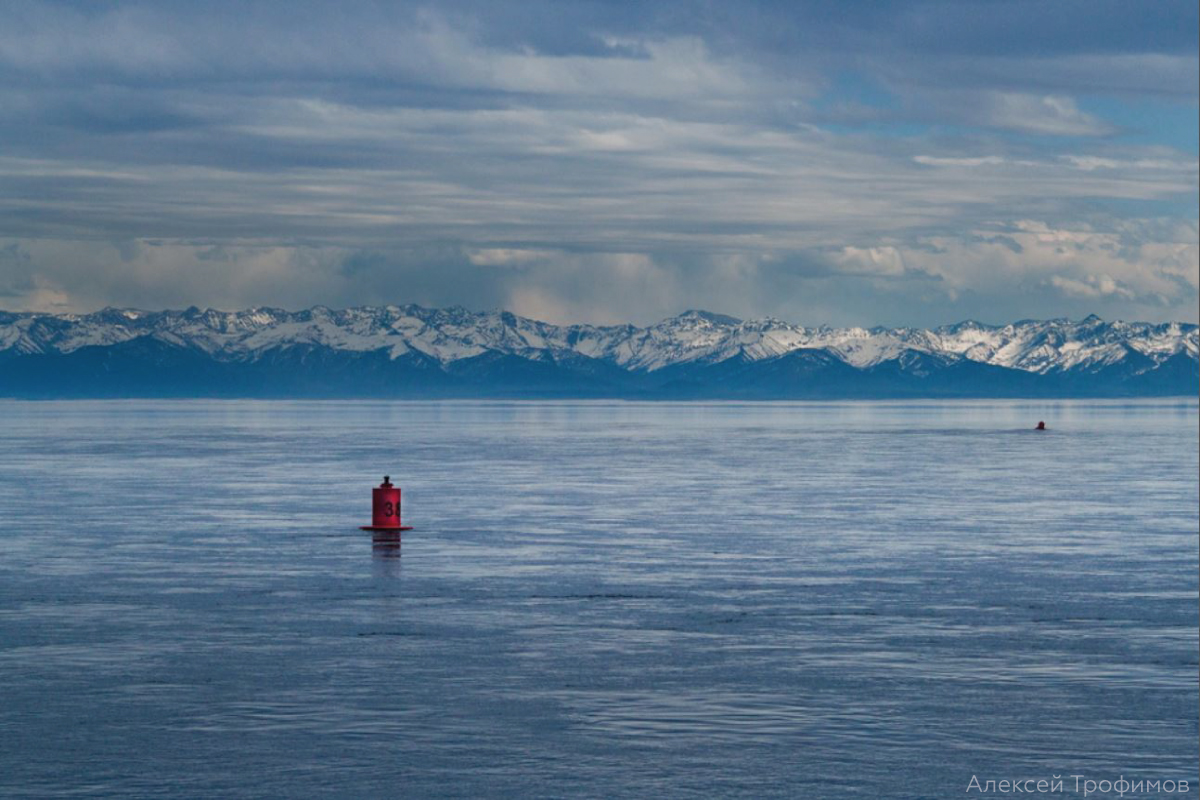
[1,0,1197,325]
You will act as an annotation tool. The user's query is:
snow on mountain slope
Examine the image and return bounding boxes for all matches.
[0,305,1195,378]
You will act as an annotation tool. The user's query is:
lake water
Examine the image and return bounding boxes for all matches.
[0,400,1196,798]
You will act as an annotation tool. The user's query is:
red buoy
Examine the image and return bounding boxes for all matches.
[360,475,413,531]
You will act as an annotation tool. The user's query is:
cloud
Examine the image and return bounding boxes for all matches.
[1049,274,1135,300]
[982,93,1116,136]
[830,246,908,277]
[2,216,1194,327]
[914,156,1011,168]
[0,0,1196,326]
[467,248,557,267]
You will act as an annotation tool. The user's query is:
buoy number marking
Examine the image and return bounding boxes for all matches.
[382,501,398,518]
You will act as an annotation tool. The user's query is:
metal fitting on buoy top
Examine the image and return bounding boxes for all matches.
[361,475,413,531]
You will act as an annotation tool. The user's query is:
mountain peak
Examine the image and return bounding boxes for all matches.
[671,310,743,325]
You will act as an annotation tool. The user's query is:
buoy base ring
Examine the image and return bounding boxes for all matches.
[361,525,413,531]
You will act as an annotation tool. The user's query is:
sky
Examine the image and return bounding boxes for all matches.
[0,0,1196,326]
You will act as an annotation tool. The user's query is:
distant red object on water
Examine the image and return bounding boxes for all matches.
[360,475,413,531]
[1035,421,1046,430]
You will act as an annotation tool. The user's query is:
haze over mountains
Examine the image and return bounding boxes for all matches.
[1,305,1196,399]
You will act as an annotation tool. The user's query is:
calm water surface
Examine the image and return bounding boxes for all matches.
[0,400,1196,798]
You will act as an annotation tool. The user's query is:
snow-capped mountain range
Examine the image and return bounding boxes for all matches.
[1,305,1196,398]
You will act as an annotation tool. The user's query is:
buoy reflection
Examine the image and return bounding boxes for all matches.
[372,530,402,558]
